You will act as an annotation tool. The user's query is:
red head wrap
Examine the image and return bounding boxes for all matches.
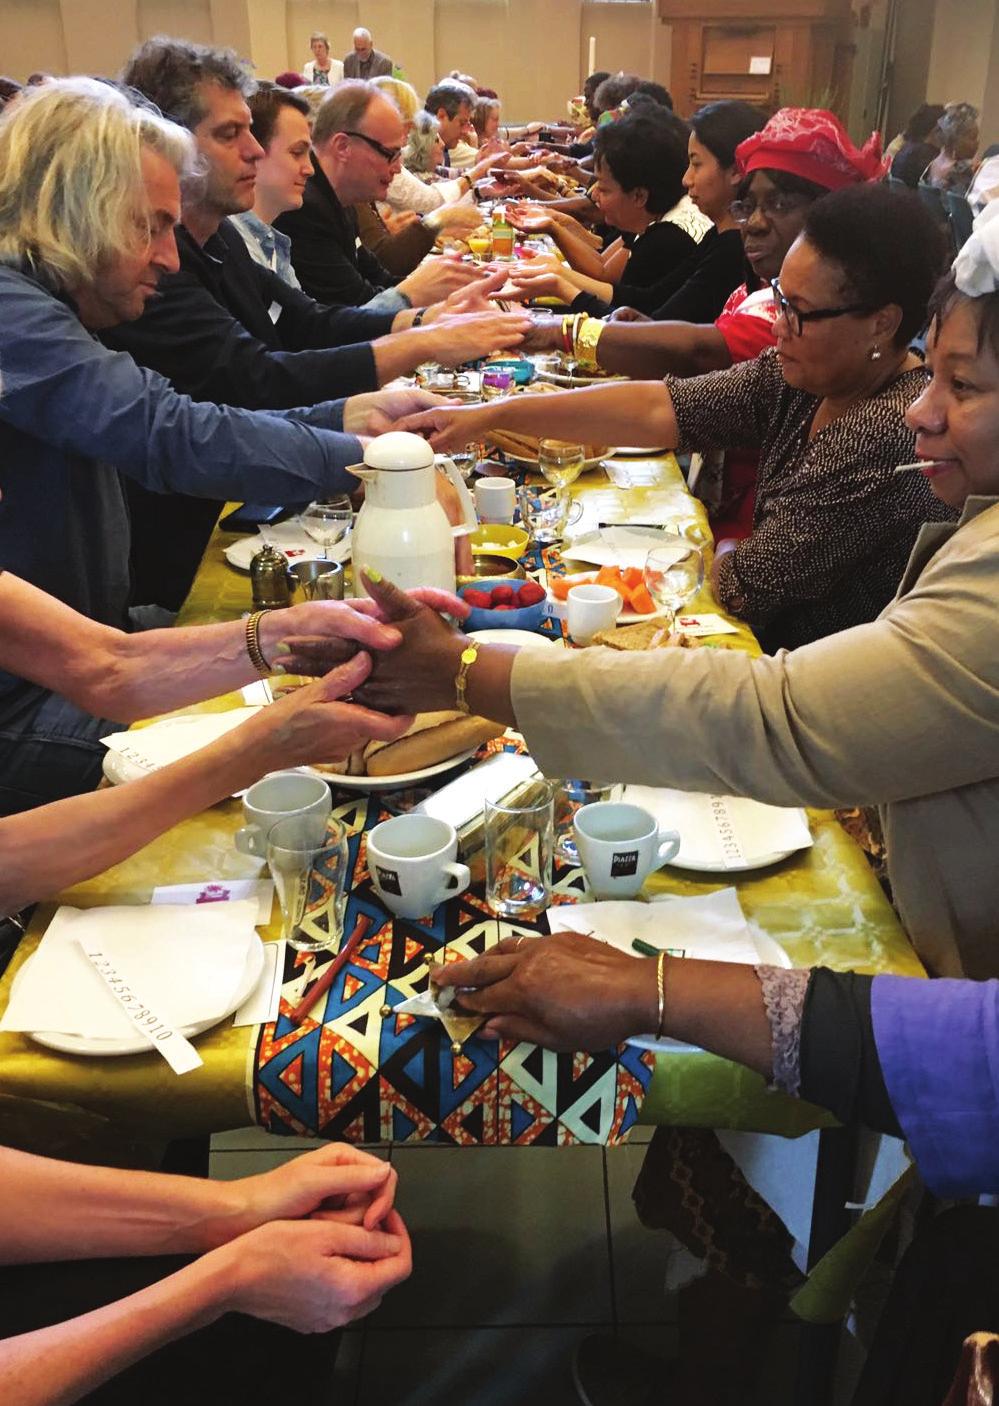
[735,108,887,191]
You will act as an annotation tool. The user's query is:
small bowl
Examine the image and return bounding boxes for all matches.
[482,357,535,386]
[457,554,526,587]
[459,577,546,632]
[469,524,530,562]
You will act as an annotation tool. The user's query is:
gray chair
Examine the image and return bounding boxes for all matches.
[943,190,974,249]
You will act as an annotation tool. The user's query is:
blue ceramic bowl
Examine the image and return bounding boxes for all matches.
[458,578,546,632]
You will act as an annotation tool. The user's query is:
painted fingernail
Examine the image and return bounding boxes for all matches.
[273,641,291,655]
[272,664,286,675]
[365,566,383,583]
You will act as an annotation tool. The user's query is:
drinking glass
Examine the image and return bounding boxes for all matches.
[643,537,705,631]
[538,439,585,492]
[517,486,583,546]
[450,444,482,483]
[300,496,353,559]
[484,779,556,919]
[553,779,615,865]
[267,813,349,954]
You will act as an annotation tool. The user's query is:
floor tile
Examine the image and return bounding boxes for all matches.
[358,1327,585,1405]
[626,1123,655,1144]
[369,1145,612,1327]
[606,1142,687,1324]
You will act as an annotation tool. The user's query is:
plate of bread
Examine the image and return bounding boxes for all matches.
[311,711,507,791]
[483,382,612,467]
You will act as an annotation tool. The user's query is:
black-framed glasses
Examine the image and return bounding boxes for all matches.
[343,130,403,163]
[730,192,811,224]
[770,278,875,337]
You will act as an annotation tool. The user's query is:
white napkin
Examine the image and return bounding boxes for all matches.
[564,526,689,570]
[101,708,264,775]
[0,901,259,1039]
[548,888,764,965]
[225,521,351,571]
[622,786,812,870]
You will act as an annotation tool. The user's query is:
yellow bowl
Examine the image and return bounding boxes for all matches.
[469,524,530,561]
[457,554,526,586]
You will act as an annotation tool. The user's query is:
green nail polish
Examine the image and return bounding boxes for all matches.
[272,664,286,675]
[273,642,291,655]
[365,566,383,583]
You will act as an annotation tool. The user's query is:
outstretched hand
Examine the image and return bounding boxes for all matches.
[349,570,469,716]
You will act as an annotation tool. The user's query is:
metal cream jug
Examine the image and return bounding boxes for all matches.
[351,432,477,594]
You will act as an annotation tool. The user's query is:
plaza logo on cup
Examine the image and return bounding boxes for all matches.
[234,771,332,858]
[367,815,471,919]
[573,801,680,898]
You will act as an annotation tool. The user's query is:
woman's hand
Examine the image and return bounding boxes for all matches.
[249,653,413,769]
[607,305,651,324]
[218,1211,411,1332]
[520,316,564,353]
[431,932,657,1051]
[392,401,495,453]
[506,206,554,235]
[380,207,421,235]
[341,387,451,438]
[258,599,403,675]
[507,266,579,305]
[219,1144,399,1242]
[350,571,470,716]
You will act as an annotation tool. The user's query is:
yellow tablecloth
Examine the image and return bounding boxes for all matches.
[0,454,923,1161]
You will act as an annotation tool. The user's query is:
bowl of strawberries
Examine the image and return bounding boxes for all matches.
[458,577,548,632]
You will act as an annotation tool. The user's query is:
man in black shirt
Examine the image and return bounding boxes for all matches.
[106,40,526,608]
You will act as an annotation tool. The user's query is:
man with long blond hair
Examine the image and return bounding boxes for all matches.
[0,77,433,815]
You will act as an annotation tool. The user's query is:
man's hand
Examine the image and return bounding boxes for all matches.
[219,1212,411,1332]
[392,402,492,453]
[428,200,486,236]
[520,316,563,353]
[417,309,531,368]
[397,254,484,307]
[423,268,509,321]
[380,207,421,235]
[431,932,656,1051]
[341,387,454,437]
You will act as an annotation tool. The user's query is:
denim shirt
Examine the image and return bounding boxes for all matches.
[231,210,303,300]
[0,266,362,709]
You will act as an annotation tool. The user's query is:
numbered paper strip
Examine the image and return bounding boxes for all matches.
[707,796,748,869]
[77,939,204,1074]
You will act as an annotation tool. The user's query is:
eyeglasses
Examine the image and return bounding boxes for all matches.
[770,279,876,337]
[343,130,403,163]
[730,192,811,224]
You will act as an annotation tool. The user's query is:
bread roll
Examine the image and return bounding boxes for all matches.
[364,714,505,777]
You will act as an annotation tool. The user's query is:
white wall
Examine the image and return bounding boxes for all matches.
[926,0,997,140]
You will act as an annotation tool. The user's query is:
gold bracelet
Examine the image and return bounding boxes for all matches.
[454,641,479,714]
[656,951,667,1038]
[245,609,273,675]
[574,313,605,372]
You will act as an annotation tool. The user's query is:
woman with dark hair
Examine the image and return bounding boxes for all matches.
[401,181,953,653]
[889,101,946,187]
[926,101,980,194]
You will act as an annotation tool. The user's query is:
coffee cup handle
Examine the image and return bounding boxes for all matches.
[234,825,265,858]
[655,830,681,867]
[442,861,471,898]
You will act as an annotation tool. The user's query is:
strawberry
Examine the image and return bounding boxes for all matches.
[462,588,492,609]
[516,581,545,606]
[490,584,515,605]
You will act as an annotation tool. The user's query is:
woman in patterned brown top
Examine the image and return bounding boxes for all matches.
[401,183,956,650]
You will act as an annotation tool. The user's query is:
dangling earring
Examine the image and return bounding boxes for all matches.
[870,345,883,362]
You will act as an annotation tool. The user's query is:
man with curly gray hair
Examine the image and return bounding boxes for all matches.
[0,77,422,814]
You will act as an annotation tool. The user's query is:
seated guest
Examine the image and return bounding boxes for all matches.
[0,77,450,812]
[375,77,499,213]
[107,43,526,607]
[890,101,946,187]
[507,107,706,316]
[354,218,999,978]
[925,101,980,195]
[513,99,766,325]
[276,81,487,307]
[0,573,422,912]
[0,1140,408,1404]
[302,29,343,87]
[524,108,889,537]
[401,184,955,652]
[423,78,477,168]
[342,26,393,80]
[231,82,313,290]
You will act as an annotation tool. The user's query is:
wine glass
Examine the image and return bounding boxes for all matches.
[538,439,585,493]
[300,496,353,559]
[643,536,704,632]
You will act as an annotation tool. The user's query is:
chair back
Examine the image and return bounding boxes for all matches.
[943,191,974,249]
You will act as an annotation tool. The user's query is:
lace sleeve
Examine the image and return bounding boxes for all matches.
[755,965,812,1097]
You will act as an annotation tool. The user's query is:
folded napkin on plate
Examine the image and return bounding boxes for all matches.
[548,888,765,965]
[622,785,812,870]
[101,708,263,775]
[0,901,259,1039]
[565,526,687,570]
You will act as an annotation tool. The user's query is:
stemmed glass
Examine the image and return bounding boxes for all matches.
[538,439,585,493]
[643,535,705,632]
[300,496,353,559]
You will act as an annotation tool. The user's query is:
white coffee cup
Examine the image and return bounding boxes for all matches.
[573,801,680,898]
[367,815,471,919]
[567,583,622,644]
[235,771,332,858]
[474,476,517,525]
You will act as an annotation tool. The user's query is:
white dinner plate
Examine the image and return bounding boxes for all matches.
[546,574,668,627]
[665,843,808,874]
[612,446,670,456]
[17,934,266,1058]
[468,628,556,649]
[223,531,351,573]
[494,448,614,472]
[311,749,480,793]
[624,929,792,1054]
